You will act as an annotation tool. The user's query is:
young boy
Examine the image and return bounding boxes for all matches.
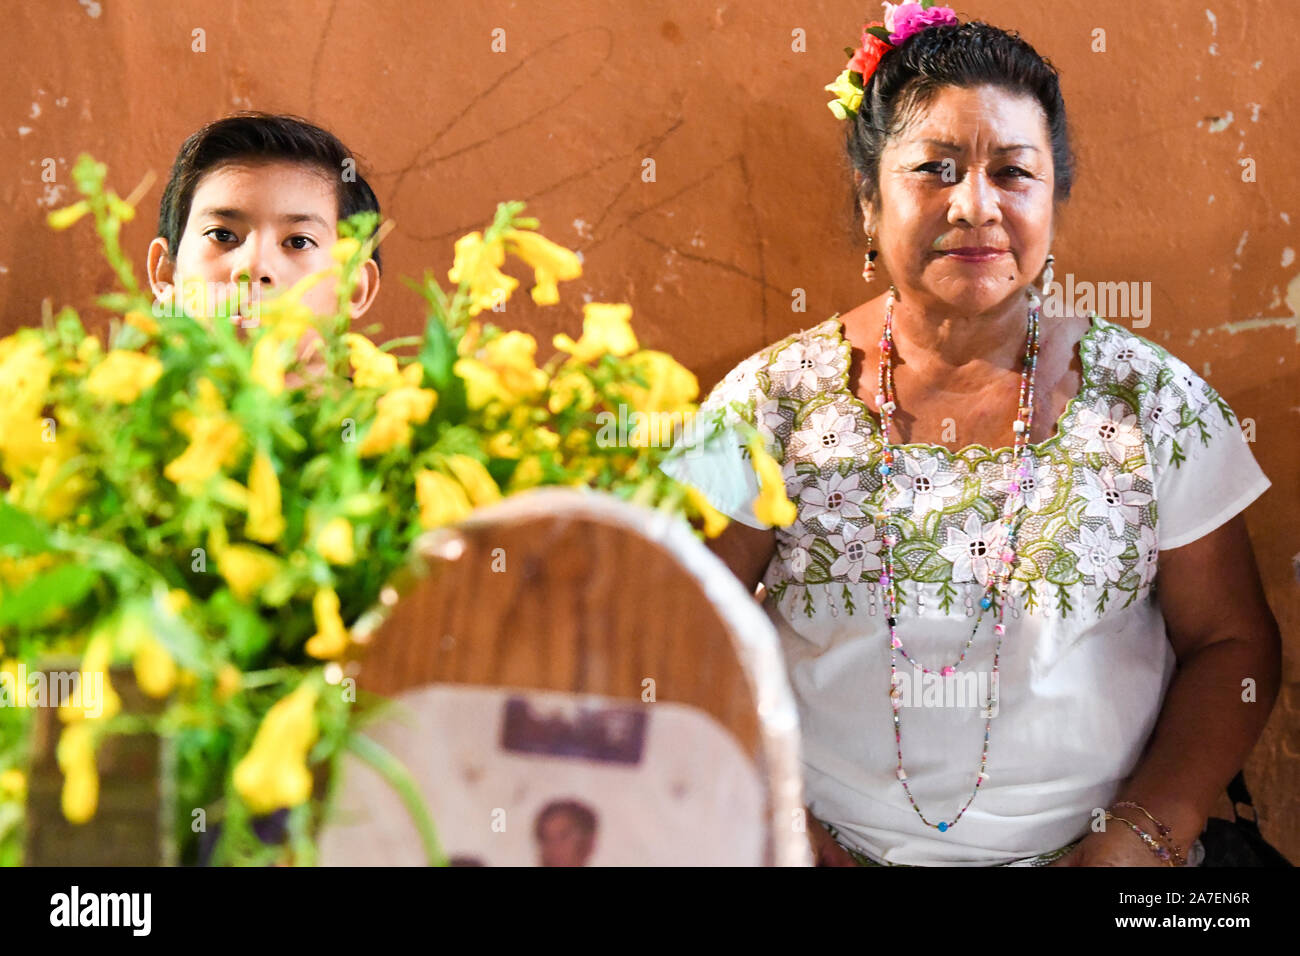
[146,112,382,364]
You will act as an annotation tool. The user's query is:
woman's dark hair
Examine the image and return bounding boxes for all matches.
[847,21,1075,216]
[156,111,382,271]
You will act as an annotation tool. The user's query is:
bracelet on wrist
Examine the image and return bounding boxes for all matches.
[1106,812,1185,866]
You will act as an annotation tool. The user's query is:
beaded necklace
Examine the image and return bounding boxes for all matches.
[871,277,1047,833]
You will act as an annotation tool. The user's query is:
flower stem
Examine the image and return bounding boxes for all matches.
[345,732,446,866]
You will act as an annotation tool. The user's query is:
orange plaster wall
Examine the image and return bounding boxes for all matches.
[1,0,1296,858]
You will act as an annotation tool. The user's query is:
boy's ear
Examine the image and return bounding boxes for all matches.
[147,237,175,303]
[347,258,381,320]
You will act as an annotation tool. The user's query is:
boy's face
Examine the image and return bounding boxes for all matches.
[147,159,378,321]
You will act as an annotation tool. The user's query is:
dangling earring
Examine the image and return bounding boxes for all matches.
[863,235,878,284]
[1027,252,1055,310]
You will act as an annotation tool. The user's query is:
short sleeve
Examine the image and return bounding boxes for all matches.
[1148,353,1272,551]
[658,347,773,530]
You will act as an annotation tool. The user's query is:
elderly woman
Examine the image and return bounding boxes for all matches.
[661,7,1280,866]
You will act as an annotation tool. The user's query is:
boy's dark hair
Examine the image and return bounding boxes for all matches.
[156,111,382,271]
[847,21,1075,216]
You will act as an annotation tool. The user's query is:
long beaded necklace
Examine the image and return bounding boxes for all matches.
[871,276,1047,833]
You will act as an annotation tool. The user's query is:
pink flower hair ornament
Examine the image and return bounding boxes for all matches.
[825,1,960,120]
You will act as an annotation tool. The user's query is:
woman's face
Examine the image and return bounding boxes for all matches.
[864,84,1056,315]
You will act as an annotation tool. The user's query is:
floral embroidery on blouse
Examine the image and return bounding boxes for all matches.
[692,313,1240,622]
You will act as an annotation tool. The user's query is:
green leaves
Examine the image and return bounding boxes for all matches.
[0,562,99,628]
[418,314,467,423]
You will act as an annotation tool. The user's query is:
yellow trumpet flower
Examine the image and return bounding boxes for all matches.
[250,334,287,395]
[685,486,730,539]
[132,634,177,699]
[124,310,159,336]
[165,379,244,486]
[454,330,547,410]
[304,586,349,659]
[315,516,356,566]
[448,231,518,316]
[503,228,582,305]
[57,723,98,824]
[58,632,122,724]
[217,544,283,603]
[415,468,473,529]
[245,450,286,544]
[0,769,25,802]
[46,201,90,231]
[345,333,401,388]
[232,681,320,814]
[444,454,501,507]
[553,302,639,364]
[357,382,438,457]
[747,436,797,528]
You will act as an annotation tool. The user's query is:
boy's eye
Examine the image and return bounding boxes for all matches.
[205,227,238,243]
[285,235,318,251]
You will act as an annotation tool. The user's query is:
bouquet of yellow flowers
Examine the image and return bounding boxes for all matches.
[0,155,792,865]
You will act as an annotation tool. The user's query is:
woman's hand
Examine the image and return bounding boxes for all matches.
[806,812,860,867]
[1048,826,1174,867]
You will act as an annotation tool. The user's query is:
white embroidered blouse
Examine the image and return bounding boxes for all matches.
[660,311,1273,865]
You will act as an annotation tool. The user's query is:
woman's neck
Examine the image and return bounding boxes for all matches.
[887,290,1033,392]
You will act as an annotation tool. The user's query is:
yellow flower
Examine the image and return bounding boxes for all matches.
[163,589,191,614]
[548,366,597,414]
[124,310,159,336]
[57,723,98,824]
[132,634,177,699]
[250,334,286,395]
[825,68,863,120]
[443,454,501,507]
[232,681,319,814]
[357,383,438,457]
[345,333,401,388]
[0,769,25,802]
[331,236,362,264]
[506,455,545,492]
[454,331,547,410]
[59,632,122,724]
[304,586,349,659]
[217,544,282,603]
[448,231,518,316]
[747,437,797,527]
[622,350,698,411]
[0,333,52,439]
[76,336,102,364]
[253,269,330,336]
[46,200,90,231]
[215,664,242,702]
[315,516,356,565]
[416,468,473,529]
[530,427,560,451]
[245,450,286,544]
[503,229,583,305]
[553,302,638,364]
[614,350,699,447]
[486,431,521,459]
[1,659,23,707]
[453,357,506,410]
[685,486,730,538]
[457,320,483,358]
[165,379,244,486]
